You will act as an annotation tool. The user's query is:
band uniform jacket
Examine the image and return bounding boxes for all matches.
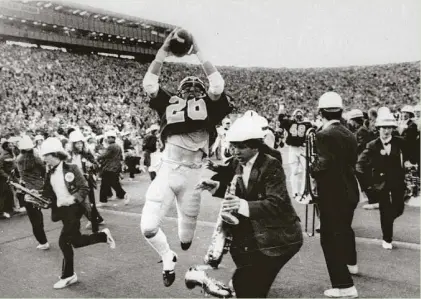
[355,125,372,156]
[214,152,303,257]
[311,122,360,208]
[355,136,406,216]
[42,162,90,222]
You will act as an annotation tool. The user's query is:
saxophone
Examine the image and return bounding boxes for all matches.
[8,181,51,209]
[184,174,241,298]
[204,174,241,268]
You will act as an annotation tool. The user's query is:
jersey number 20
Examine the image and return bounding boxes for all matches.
[166,96,208,124]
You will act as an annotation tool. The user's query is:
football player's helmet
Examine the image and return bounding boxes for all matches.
[178,76,207,99]
[292,109,304,122]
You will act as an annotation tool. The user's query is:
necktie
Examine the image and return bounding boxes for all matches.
[49,164,59,174]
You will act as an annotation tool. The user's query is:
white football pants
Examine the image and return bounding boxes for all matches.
[140,160,202,244]
[289,145,306,197]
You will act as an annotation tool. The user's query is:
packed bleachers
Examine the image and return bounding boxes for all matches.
[0,42,419,137]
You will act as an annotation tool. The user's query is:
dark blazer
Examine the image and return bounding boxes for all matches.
[355,125,372,156]
[42,162,89,222]
[311,122,360,207]
[97,143,123,173]
[355,136,406,193]
[401,120,420,165]
[217,153,303,257]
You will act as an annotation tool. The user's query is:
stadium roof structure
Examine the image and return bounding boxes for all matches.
[19,0,176,32]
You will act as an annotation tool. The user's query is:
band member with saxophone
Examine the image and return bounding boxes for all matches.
[310,92,359,298]
[140,29,233,287]
[195,116,302,298]
[38,137,116,289]
[15,135,49,250]
[356,107,407,250]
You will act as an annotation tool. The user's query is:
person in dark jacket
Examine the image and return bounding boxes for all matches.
[97,130,130,206]
[311,92,359,298]
[348,109,379,210]
[39,137,116,289]
[16,136,49,249]
[142,124,159,181]
[0,140,17,218]
[356,107,407,250]
[197,116,302,298]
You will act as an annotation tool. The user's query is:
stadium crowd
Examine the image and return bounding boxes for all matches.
[1,43,419,138]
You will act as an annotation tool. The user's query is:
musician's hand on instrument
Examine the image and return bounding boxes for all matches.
[196,179,220,194]
[222,195,249,217]
[29,189,41,197]
[205,160,218,171]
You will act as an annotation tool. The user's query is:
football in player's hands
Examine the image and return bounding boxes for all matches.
[168,28,193,57]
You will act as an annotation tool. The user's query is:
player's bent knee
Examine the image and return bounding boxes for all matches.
[140,222,159,239]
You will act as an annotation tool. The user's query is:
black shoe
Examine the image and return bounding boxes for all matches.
[163,254,177,287]
[181,241,192,251]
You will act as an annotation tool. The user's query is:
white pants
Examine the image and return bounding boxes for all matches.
[140,160,202,243]
[288,145,306,196]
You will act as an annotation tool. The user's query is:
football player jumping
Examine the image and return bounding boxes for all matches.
[279,108,313,201]
[141,30,233,287]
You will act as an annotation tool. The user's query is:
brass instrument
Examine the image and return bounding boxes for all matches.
[297,128,319,236]
[8,181,51,209]
[404,161,420,199]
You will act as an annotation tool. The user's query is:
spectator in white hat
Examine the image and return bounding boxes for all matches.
[39,137,116,289]
[356,107,408,250]
[347,109,373,155]
[16,135,49,249]
[398,105,416,135]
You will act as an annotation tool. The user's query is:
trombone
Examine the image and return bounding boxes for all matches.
[298,127,319,237]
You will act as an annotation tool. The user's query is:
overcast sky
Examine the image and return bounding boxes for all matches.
[68,0,420,68]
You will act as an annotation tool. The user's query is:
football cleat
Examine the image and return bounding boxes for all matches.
[161,252,177,287]
[185,266,234,298]
[181,241,192,251]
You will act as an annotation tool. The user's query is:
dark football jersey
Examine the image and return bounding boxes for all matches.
[149,87,233,142]
[281,119,313,147]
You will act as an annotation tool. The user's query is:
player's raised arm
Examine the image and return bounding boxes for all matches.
[190,36,225,101]
[142,29,177,98]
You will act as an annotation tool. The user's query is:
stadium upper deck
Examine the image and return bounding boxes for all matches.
[0,0,176,60]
